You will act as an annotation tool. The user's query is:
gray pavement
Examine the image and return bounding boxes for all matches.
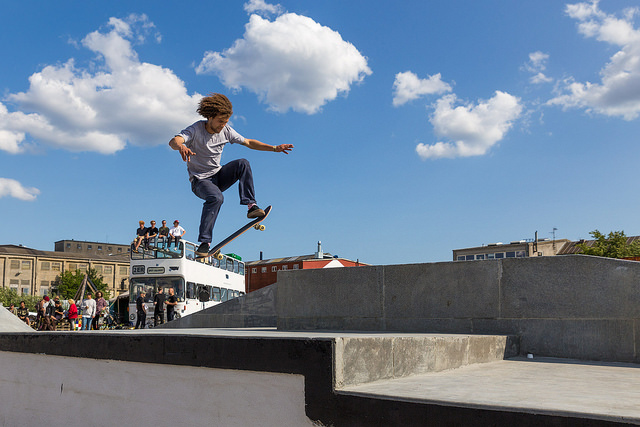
[340,356,640,424]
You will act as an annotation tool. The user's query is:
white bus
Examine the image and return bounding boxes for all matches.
[128,239,245,328]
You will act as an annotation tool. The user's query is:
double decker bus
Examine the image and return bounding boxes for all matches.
[128,239,245,328]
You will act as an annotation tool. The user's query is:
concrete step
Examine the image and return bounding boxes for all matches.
[335,333,519,388]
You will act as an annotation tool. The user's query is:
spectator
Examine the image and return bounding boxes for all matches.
[8,303,17,316]
[146,220,159,249]
[53,299,64,328]
[67,299,79,330]
[166,288,178,322]
[158,220,170,248]
[92,291,108,330]
[16,301,30,326]
[132,220,147,253]
[135,291,147,329]
[81,293,96,331]
[43,296,55,331]
[168,220,186,249]
[154,287,166,326]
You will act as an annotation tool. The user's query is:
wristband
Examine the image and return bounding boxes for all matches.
[273,145,277,152]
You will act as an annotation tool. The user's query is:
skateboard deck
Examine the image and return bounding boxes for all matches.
[197,205,272,260]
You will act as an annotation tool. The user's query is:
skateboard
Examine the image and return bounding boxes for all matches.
[197,205,272,260]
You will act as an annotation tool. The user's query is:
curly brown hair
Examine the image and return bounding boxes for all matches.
[197,93,233,119]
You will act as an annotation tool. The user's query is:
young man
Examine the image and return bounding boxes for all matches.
[135,291,147,329]
[145,220,158,249]
[165,287,178,322]
[132,221,147,253]
[158,220,170,248]
[169,93,293,255]
[153,287,166,326]
[167,220,186,249]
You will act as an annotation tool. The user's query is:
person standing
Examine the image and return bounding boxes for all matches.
[67,299,78,330]
[135,291,147,329]
[153,287,166,326]
[169,93,293,255]
[92,291,108,330]
[165,288,178,322]
[81,293,96,331]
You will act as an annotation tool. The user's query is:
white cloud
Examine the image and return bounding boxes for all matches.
[392,71,452,106]
[0,178,40,201]
[1,14,201,154]
[195,12,371,114]
[243,0,283,16]
[416,91,523,160]
[523,51,553,84]
[548,2,640,120]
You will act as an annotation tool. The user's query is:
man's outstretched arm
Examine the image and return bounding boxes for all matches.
[243,138,294,154]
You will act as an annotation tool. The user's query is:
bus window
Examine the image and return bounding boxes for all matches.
[186,282,196,299]
[238,263,244,276]
[226,260,234,272]
[234,260,239,274]
[211,287,221,302]
[220,288,228,302]
[185,242,195,260]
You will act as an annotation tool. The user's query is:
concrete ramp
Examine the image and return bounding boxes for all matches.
[0,305,33,332]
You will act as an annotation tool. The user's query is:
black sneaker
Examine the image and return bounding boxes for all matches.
[196,242,210,255]
[247,205,266,219]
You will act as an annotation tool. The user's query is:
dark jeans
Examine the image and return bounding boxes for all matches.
[135,311,146,329]
[191,159,256,243]
[154,311,164,326]
[167,309,175,322]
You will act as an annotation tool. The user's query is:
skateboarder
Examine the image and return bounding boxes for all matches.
[169,93,293,255]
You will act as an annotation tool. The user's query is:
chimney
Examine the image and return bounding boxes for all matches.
[315,241,323,259]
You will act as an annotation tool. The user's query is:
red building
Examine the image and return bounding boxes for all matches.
[245,242,366,293]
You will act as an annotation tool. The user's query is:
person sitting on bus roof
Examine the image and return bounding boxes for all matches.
[158,220,170,248]
[145,220,158,250]
[132,220,147,253]
[167,220,185,249]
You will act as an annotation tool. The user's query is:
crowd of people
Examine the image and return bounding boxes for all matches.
[132,219,186,253]
[134,287,178,329]
[6,292,109,331]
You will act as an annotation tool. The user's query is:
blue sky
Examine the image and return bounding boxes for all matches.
[2,0,640,265]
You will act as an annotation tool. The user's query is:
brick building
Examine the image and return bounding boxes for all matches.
[245,242,366,293]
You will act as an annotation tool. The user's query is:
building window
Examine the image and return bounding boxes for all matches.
[251,268,257,274]
[66,243,71,249]
[98,246,102,251]
[117,247,123,253]
[104,266,112,274]
[88,245,93,250]
[272,266,278,272]
[457,256,465,261]
[41,261,50,270]
[79,264,88,272]
[494,253,505,259]
[261,267,267,273]
[293,264,299,270]
[77,244,82,250]
[282,265,288,270]
[465,255,474,261]
[476,254,485,260]
[119,266,128,275]
[95,265,103,274]
[52,262,61,271]
[68,263,77,271]
[22,260,31,270]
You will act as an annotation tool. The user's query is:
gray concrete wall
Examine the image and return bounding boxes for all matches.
[277,255,640,363]
[158,284,277,329]
[0,350,314,427]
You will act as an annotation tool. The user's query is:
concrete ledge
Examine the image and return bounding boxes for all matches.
[276,256,640,363]
[0,330,632,427]
[334,334,519,388]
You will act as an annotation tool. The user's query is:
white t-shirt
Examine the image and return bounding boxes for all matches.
[177,120,245,181]
[169,225,185,237]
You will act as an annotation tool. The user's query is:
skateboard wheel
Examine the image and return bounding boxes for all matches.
[255,224,266,231]
[215,252,223,260]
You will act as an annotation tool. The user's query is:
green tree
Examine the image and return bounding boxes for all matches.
[56,268,110,300]
[577,230,640,259]
[0,288,41,311]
